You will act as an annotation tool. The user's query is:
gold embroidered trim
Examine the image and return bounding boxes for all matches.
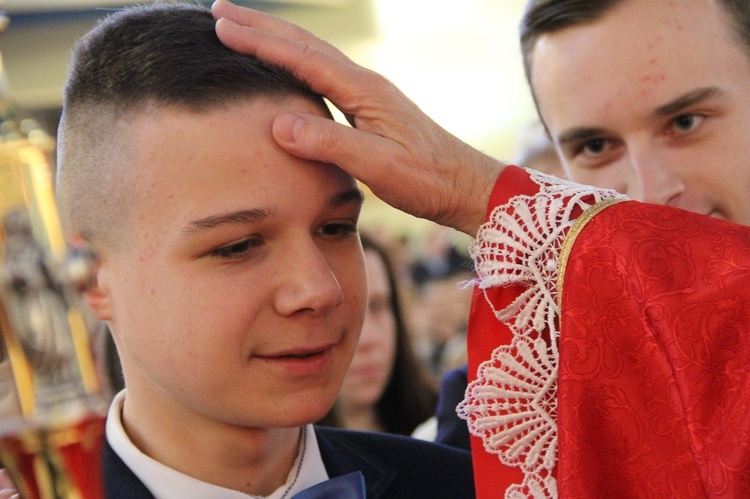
[557,198,624,311]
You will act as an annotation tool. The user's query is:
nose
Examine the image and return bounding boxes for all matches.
[273,241,344,316]
[626,147,685,206]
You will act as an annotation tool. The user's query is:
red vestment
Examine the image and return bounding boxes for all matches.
[460,166,750,498]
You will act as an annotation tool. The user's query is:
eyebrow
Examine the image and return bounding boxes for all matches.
[652,86,724,119]
[330,186,365,208]
[182,209,270,236]
[555,87,725,148]
[181,187,364,236]
[556,127,609,147]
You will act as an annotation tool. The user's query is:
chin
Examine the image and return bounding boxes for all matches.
[281,393,338,427]
[250,405,331,429]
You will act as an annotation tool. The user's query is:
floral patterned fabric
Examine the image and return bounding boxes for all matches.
[461,166,750,498]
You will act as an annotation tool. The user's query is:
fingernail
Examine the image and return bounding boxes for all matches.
[274,113,304,143]
[215,17,238,29]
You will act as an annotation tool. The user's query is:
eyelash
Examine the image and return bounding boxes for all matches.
[209,222,358,261]
[317,221,359,238]
[210,237,262,260]
[570,138,611,160]
[667,113,704,135]
[579,139,607,155]
[570,112,706,159]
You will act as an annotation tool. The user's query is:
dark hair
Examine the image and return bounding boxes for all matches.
[64,2,317,112]
[319,233,438,436]
[56,2,322,249]
[520,0,750,87]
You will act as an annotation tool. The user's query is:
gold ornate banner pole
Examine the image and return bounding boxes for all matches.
[0,5,108,498]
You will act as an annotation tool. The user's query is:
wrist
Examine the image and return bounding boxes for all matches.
[453,152,506,236]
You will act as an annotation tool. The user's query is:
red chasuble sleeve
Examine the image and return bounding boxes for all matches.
[459,165,750,498]
[558,200,750,497]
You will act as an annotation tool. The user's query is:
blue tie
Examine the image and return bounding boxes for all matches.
[292,472,366,498]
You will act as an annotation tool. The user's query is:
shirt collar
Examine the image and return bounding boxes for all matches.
[106,390,329,498]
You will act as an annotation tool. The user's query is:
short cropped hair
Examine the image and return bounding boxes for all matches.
[56,2,321,251]
[520,0,750,88]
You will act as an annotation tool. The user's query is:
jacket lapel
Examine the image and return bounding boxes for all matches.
[314,427,396,499]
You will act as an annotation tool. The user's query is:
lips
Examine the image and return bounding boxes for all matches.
[279,351,320,359]
[262,343,335,359]
[255,344,336,376]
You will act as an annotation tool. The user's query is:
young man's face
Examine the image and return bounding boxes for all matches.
[531,0,750,225]
[92,96,366,429]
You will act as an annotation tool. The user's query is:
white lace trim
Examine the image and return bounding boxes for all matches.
[458,169,627,498]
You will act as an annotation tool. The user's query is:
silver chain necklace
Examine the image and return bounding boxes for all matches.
[252,425,307,499]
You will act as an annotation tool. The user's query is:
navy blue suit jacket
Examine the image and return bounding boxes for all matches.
[103,426,475,498]
[435,364,471,452]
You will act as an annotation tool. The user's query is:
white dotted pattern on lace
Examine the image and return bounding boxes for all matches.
[458,169,627,498]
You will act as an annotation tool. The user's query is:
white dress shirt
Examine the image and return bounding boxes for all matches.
[106,390,329,498]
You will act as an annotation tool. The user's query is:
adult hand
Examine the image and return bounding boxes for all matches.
[212,0,505,235]
[0,469,18,499]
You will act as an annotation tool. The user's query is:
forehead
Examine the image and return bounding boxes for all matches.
[530,0,748,131]
[120,96,355,226]
[124,95,331,181]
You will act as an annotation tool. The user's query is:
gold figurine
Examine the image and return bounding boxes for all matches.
[0,5,108,499]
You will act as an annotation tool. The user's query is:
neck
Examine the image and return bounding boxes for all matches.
[121,388,301,496]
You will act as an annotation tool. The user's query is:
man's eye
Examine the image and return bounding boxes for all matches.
[210,238,261,259]
[671,114,703,133]
[582,138,607,155]
[317,222,358,238]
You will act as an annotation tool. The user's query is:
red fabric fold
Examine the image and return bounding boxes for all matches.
[558,201,750,497]
[467,166,750,498]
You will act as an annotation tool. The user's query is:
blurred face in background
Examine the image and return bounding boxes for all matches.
[338,248,397,411]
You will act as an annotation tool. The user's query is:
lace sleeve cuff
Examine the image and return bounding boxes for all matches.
[459,166,626,498]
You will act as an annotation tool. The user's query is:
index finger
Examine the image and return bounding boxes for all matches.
[212,1,380,115]
[212,0,348,61]
[0,469,16,492]
[214,1,311,42]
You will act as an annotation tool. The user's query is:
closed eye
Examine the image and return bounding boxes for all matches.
[316,221,359,239]
[209,237,262,260]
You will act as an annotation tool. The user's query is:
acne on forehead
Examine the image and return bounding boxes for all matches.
[530,36,596,127]
[530,0,744,130]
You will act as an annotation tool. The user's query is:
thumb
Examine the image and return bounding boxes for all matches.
[272,111,503,235]
[272,111,426,222]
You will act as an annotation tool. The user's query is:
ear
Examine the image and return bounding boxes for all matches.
[82,259,115,322]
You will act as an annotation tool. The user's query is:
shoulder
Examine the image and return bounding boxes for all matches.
[315,426,474,498]
[440,364,468,388]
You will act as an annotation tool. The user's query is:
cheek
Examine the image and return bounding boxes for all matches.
[383,319,398,368]
[339,254,368,328]
[115,262,259,371]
